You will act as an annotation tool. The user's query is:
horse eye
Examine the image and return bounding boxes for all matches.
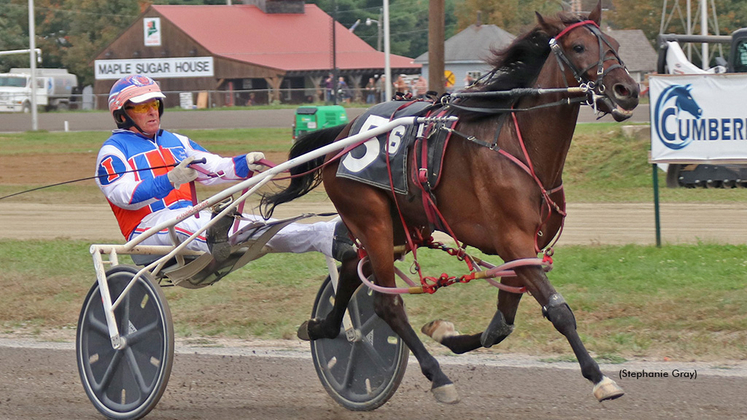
[572,45,585,53]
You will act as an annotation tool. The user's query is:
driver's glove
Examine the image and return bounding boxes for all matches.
[246,152,266,172]
[167,156,198,189]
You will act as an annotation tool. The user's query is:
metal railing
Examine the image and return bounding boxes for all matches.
[0,86,403,113]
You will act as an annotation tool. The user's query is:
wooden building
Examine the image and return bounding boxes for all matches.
[93,0,420,108]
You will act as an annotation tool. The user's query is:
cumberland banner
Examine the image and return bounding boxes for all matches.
[650,74,747,163]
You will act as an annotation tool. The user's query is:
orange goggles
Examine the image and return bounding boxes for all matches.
[125,100,159,114]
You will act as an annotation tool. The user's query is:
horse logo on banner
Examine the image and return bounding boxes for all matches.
[653,84,703,150]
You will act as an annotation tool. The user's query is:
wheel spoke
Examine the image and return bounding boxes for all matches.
[125,347,153,394]
[339,341,359,389]
[87,312,111,337]
[358,313,386,337]
[92,349,124,393]
[125,320,161,346]
[359,337,393,373]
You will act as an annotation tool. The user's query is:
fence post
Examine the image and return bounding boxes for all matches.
[652,163,661,247]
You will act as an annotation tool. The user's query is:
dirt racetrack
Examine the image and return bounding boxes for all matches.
[1,336,747,420]
[2,201,747,246]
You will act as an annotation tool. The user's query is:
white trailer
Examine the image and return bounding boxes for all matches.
[0,68,78,112]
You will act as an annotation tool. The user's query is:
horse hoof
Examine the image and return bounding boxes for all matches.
[432,383,460,404]
[593,376,625,401]
[297,320,312,341]
[421,319,459,343]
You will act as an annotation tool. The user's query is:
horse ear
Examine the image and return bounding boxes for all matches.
[535,11,552,32]
[588,1,602,25]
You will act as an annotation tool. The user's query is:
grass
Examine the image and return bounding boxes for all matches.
[1,239,745,361]
[565,123,747,202]
[0,127,292,155]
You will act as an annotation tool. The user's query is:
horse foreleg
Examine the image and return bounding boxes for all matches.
[297,258,361,340]
[519,266,624,402]
[542,292,624,401]
[374,291,459,404]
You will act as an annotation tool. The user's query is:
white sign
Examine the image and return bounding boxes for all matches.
[179,92,194,109]
[650,74,747,163]
[94,57,214,80]
[144,18,162,47]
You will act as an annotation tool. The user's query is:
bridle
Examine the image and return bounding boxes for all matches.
[549,20,627,111]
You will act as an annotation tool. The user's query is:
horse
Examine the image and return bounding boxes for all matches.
[263,2,639,405]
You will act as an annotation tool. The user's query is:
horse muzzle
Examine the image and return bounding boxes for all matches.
[596,80,639,122]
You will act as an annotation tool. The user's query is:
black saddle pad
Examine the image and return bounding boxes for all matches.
[336,101,433,194]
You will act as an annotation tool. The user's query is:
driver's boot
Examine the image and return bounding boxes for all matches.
[206,207,237,263]
[331,221,357,262]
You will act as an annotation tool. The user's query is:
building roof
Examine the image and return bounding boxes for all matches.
[606,29,657,73]
[152,4,419,72]
[414,24,515,64]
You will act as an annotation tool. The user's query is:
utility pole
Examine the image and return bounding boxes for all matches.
[700,0,708,69]
[331,0,338,105]
[29,0,38,131]
[428,0,445,95]
[384,0,391,102]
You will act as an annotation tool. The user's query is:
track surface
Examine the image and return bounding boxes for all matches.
[2,201,746,246]
[1,336,746,420]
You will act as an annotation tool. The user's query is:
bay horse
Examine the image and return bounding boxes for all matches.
[263,3,638,405]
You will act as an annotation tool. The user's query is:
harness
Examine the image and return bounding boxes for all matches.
[359,19,626,295]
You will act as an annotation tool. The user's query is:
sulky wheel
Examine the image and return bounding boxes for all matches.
[76,265,174,420]
[310,275,408,411]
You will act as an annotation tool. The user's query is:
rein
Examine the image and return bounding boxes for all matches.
[0,162,194,201]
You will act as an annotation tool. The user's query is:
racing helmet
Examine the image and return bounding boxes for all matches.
[108,75,166,129]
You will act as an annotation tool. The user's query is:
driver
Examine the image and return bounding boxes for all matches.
[95,74,355,262]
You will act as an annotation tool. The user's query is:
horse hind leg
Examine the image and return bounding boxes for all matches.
[421,311,514,354]
[297,258,361,341]
[375,291,460,404]
[543,293,624,401]
[422,290,521,354]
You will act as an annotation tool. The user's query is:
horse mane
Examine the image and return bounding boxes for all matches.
[452,11,590,119]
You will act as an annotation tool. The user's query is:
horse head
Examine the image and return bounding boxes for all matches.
[536,1,639,121]
[671,85,702,118]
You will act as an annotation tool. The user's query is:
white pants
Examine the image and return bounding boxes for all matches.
[130,209,336,258]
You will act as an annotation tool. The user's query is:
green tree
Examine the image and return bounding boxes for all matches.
[0,0,141,86]
[307,0,458,59]
[608,0,664,42]
[62,0,142,87]
[0,1,35,71]
[454,0,562,35]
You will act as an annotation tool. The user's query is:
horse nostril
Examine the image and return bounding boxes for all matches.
[613,83,631,99]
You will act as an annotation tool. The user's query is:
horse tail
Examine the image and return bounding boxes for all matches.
[260,124,346,219]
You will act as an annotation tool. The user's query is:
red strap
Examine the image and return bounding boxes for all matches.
[554,20,598,40]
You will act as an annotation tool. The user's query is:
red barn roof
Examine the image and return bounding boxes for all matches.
[152,4,419,72]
